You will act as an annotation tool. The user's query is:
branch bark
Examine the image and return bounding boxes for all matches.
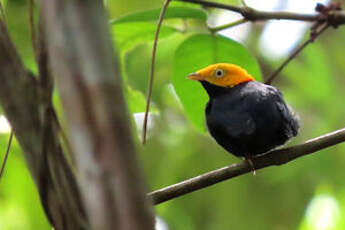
[38,1,154,230]
[178,0,345,25]
[149,127,345,205]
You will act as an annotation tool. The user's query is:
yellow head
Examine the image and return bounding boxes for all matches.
[187,63,255,87]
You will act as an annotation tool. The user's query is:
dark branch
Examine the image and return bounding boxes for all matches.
[0,13,88,228]
[178,0,244,14]
[178,0,345,24]
[148,127,345,205]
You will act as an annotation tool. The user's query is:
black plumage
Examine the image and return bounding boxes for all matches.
[201,80,299,158]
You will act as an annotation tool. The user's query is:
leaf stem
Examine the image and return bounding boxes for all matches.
[209,18,247,33]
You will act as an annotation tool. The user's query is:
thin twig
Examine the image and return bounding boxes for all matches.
[28,0,37,61]
[209,18,247,33]
[148,127,345,205]
[0,131,14,181]
[265,23,329,85]
[142,0,172,144]
[0,0,5,22]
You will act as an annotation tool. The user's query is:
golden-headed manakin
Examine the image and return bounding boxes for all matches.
[188,63,299,171]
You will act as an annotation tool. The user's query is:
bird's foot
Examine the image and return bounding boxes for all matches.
[244,153,256,176]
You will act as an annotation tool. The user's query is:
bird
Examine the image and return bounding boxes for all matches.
[187,63,299,174]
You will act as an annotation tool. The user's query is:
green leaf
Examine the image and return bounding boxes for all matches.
[109,7,207,24]
[172,34,262,132]
[112,22,177,51]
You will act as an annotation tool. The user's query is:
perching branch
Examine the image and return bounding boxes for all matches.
[148,127,345,205]
[178,0,345,25]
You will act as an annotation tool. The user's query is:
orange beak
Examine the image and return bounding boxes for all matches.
[187,73,204,81]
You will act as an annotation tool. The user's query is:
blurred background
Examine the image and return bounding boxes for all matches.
[1,0,345,229]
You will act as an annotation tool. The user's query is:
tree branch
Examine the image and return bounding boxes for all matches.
[265,22,329,84]
[39,1,154,229]
[0,13,87,229]
[178,0,345,25]
[178,0,244,14]
[148,127,345,205]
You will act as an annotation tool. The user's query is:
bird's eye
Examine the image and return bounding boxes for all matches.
[215,69,224,78]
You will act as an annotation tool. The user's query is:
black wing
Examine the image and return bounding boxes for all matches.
[268,87,299,138]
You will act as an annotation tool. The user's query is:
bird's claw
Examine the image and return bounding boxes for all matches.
[244,154,256,176]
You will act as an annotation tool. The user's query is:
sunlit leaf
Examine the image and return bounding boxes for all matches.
[299,192,341,230]
[172,34,262,132]
[109,7,206,24]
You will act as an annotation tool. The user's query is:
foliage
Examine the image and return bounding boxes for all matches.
[1,0,345,230]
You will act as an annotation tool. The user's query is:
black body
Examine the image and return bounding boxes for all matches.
[202,81,299,157]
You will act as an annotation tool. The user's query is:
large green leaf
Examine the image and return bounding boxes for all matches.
[109,7,206,24]
[172,34,262,132]
[112,22,177,51]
